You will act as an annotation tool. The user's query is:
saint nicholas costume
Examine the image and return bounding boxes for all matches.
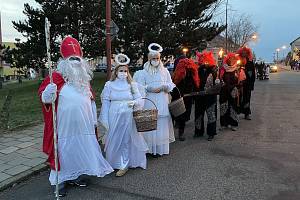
[38,36,113,191]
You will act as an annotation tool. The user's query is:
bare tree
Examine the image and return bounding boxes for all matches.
[227,13,258,49]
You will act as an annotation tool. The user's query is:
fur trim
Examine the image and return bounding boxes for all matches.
[237,46,253,61]
[223,52,238,66]
[172,58,200,88]
[196,51,216,66]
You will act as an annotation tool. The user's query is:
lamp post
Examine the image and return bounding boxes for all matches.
[225,0,229,53]
[276,48,280,63]
[281,45,287,59]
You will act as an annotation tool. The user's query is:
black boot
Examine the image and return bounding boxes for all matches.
[207,135,214,141]
[178,129,185,141]
[68,176,88,187]
[53,183,67,197]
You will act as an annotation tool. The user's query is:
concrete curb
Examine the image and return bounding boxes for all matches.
[0,163,48,192]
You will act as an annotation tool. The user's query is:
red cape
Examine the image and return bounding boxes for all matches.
[38,72,95,171]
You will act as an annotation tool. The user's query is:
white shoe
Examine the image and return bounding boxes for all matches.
[231,126,238,131]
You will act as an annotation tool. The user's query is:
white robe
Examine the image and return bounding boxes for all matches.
[133,64,176,155]
[99,79,148,169]
[49,84,113,185]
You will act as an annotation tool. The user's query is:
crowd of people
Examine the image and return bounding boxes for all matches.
[255,61,270,80]
[38,36,256,197]
[290,59,300,71]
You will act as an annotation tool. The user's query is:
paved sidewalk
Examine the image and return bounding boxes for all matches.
[0,124,47,191]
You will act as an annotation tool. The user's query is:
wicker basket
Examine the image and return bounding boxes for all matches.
[133,98,158,132]
[169,87,186,117]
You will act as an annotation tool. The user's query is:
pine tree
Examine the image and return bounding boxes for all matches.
[112,0,225,61]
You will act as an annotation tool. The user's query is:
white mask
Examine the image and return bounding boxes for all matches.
[151,60,160,67]
[117,72,128,80]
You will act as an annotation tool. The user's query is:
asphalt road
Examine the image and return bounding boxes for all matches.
[1,69,300,200]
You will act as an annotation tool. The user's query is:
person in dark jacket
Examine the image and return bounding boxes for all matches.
[219,53,241,131]
[194,51,219,141]
[237,47,256,120]
[171,58,200,141]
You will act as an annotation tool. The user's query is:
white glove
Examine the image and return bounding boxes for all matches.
[127,101,135,108]
[215,79,220,84]
[42,83,57,103]
[161,85,169,93]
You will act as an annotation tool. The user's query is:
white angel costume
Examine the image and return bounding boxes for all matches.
[133,61,176,155]
[99,78,148,169]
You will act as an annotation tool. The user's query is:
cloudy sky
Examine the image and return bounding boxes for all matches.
[0,0,299,61]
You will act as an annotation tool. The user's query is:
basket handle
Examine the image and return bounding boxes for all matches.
[173,87,183,98]
[133,97,158,110]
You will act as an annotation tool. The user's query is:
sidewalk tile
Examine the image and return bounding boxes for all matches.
[1,138,14,143]
[4,140,22,147]
[0,172,11,182]
[0,164,13,172]
[11,134,26,139]
[15,142,35,149]
[0,152,23,162]
[23,158,45,167]
[16,147,36,155]
[23,152,46,159]
[7,157,31,166]
[4,165,31,176]
[17,136,34,142]
[0,145,7,151]
[0,147,19,154]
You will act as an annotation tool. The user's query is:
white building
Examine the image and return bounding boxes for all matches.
[290,37,300,61]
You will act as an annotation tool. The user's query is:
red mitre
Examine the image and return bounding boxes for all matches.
[60,36,83,59]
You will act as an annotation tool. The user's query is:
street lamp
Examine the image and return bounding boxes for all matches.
[182,48,189,56]
[251,34,257,40]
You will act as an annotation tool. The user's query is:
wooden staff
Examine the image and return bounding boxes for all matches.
[45,17,59,200]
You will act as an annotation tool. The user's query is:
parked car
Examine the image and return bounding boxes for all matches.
[270,64,278,73]
[95,64,115,72]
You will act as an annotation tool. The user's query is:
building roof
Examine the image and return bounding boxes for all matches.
[2,42,16,49]
[290,37,300,46]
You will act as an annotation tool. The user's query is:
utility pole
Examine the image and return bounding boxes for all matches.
[105,0,112,81]
[225,0,228,53]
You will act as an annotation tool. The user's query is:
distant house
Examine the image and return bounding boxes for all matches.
[290,37,300,61]
[0,42,19,79]
[205,35,239,61]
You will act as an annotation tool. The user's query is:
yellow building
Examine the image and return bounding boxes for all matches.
[0,42,18,77]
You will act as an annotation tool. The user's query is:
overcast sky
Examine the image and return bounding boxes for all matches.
[1,0,299,61]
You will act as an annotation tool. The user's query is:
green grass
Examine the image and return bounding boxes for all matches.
[0,72,107,131]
